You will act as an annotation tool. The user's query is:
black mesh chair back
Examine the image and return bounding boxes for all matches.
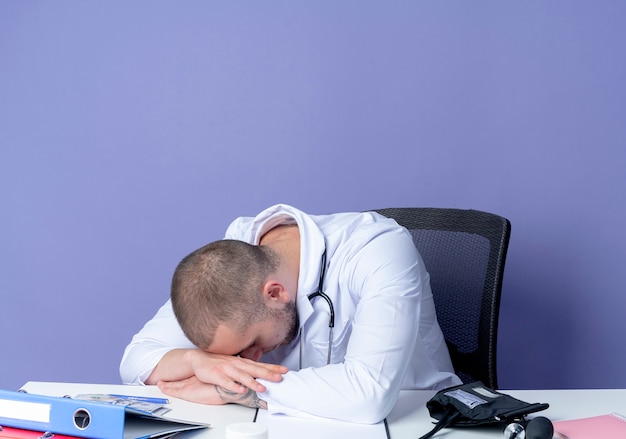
[373,208,511,389]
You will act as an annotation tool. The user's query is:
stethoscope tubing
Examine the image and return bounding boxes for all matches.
[300,249,335,366]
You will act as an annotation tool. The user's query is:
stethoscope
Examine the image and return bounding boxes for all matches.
[299,249,335,367]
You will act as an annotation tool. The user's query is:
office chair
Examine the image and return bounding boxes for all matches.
[373,207,511,389]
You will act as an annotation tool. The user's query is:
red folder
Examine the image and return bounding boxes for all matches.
[0,426,79,439]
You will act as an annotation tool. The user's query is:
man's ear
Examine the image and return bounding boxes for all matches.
[262,280,291,307]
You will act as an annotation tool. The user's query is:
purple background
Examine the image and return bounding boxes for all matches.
[1,2,625,391]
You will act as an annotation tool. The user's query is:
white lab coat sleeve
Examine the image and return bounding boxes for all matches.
[258,228,422,424]
[119,299,195,384]
[119,217,249,385]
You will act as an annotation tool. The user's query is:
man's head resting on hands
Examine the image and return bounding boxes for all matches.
[171,239,299,361]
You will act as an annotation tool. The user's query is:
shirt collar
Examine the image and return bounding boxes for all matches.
[247,204,326,328]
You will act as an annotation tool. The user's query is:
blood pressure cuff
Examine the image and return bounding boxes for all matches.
[418,382,549,439]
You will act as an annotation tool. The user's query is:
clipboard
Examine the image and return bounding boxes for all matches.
[0,389,209,439]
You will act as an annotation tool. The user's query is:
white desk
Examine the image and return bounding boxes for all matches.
[19,382,626,438]
[19,381,388,439]
[389,388,626,438]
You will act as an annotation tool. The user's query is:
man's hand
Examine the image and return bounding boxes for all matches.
[188,350,287,394]
[157,376,267,409]
[146,348,287,397]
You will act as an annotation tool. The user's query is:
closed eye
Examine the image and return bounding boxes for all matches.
[236,342,255,357]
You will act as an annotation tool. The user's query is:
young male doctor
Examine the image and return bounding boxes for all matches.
[119,204,460,424]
